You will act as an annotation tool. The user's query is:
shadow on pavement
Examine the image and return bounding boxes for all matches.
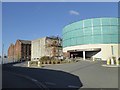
[2,64,83,89]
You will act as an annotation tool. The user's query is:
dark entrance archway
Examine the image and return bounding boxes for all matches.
[68,48,101,60]
[70,51,83,58]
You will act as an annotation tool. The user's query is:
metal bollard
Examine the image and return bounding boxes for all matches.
[28,61,30,67]
[116,60,119,66]
[38,61,40,67]
[111,58,114,65]
[107,59,110,65]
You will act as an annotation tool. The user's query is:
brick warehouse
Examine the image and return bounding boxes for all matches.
[8,43,14,60]
[8,39,31,61]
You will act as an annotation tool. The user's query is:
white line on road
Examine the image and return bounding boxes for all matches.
[68,85,79,88]
[31,78,38,82]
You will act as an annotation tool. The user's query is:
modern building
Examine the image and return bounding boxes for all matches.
[8,39,31,61]
[62,18,119,61]
[31,36,62,61]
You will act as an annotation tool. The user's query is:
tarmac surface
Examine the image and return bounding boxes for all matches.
[2,62,82,89]
[42,60,118,88]
[2,60,119,89]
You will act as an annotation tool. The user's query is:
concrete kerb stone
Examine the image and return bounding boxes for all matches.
[78,59,96,62]
[102,64,120,67]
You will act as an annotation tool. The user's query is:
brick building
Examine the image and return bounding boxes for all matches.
[8,43,14,60]
[8,39,31,61]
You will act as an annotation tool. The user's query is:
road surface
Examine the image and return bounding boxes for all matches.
[2,63,82,89]
[42,60,118,88]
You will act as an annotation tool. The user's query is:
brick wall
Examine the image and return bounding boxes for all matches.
[8,40,31,61]
[8,44,14,60]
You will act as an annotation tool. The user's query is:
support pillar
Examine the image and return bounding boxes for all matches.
[83,51,85,60]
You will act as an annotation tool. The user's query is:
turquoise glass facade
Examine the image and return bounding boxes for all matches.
[62,18,119,48]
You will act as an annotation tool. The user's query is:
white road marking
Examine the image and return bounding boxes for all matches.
[68,85,79,88]
[31,78,38,82]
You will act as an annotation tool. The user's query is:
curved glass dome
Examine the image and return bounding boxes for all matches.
[62,18,119,48]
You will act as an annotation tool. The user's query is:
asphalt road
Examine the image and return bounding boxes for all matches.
[42,60,118,88]
[3,71,41,88]
[2,60,119,89]
[2,63,83,89]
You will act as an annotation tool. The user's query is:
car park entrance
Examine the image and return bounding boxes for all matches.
[68,48,101,60]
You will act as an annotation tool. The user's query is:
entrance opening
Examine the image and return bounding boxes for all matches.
[70,51,83,58]
[85,50,101,59]
[69,48,101,59]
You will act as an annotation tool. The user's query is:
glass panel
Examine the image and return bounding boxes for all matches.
[111,35,118,43]
[93,35,102,43]
[67,39,71,46]
[93,26,101,35]
[110,26,118,34]
[102,35,111,43]
[93,26,101,30]
[84,19,92,28]
[75,30,79,37]
[102,26,111,34]
[118,34,120,43]
[68,32,71,39]
[102,18,110,25]
[71,30,78,38]
[72,38,77,45]
[84,36,92,44]
[110,18,118,25]
[93,18,101,26]
[76,21,83,29]
[118,18,120,25]
[93,29,101,35]
[76,37,83,45]
[84,27,92,35]
[63,18,119,46]
[76,37,80,45]
[71,21,83,29]
[78,29,83,36]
